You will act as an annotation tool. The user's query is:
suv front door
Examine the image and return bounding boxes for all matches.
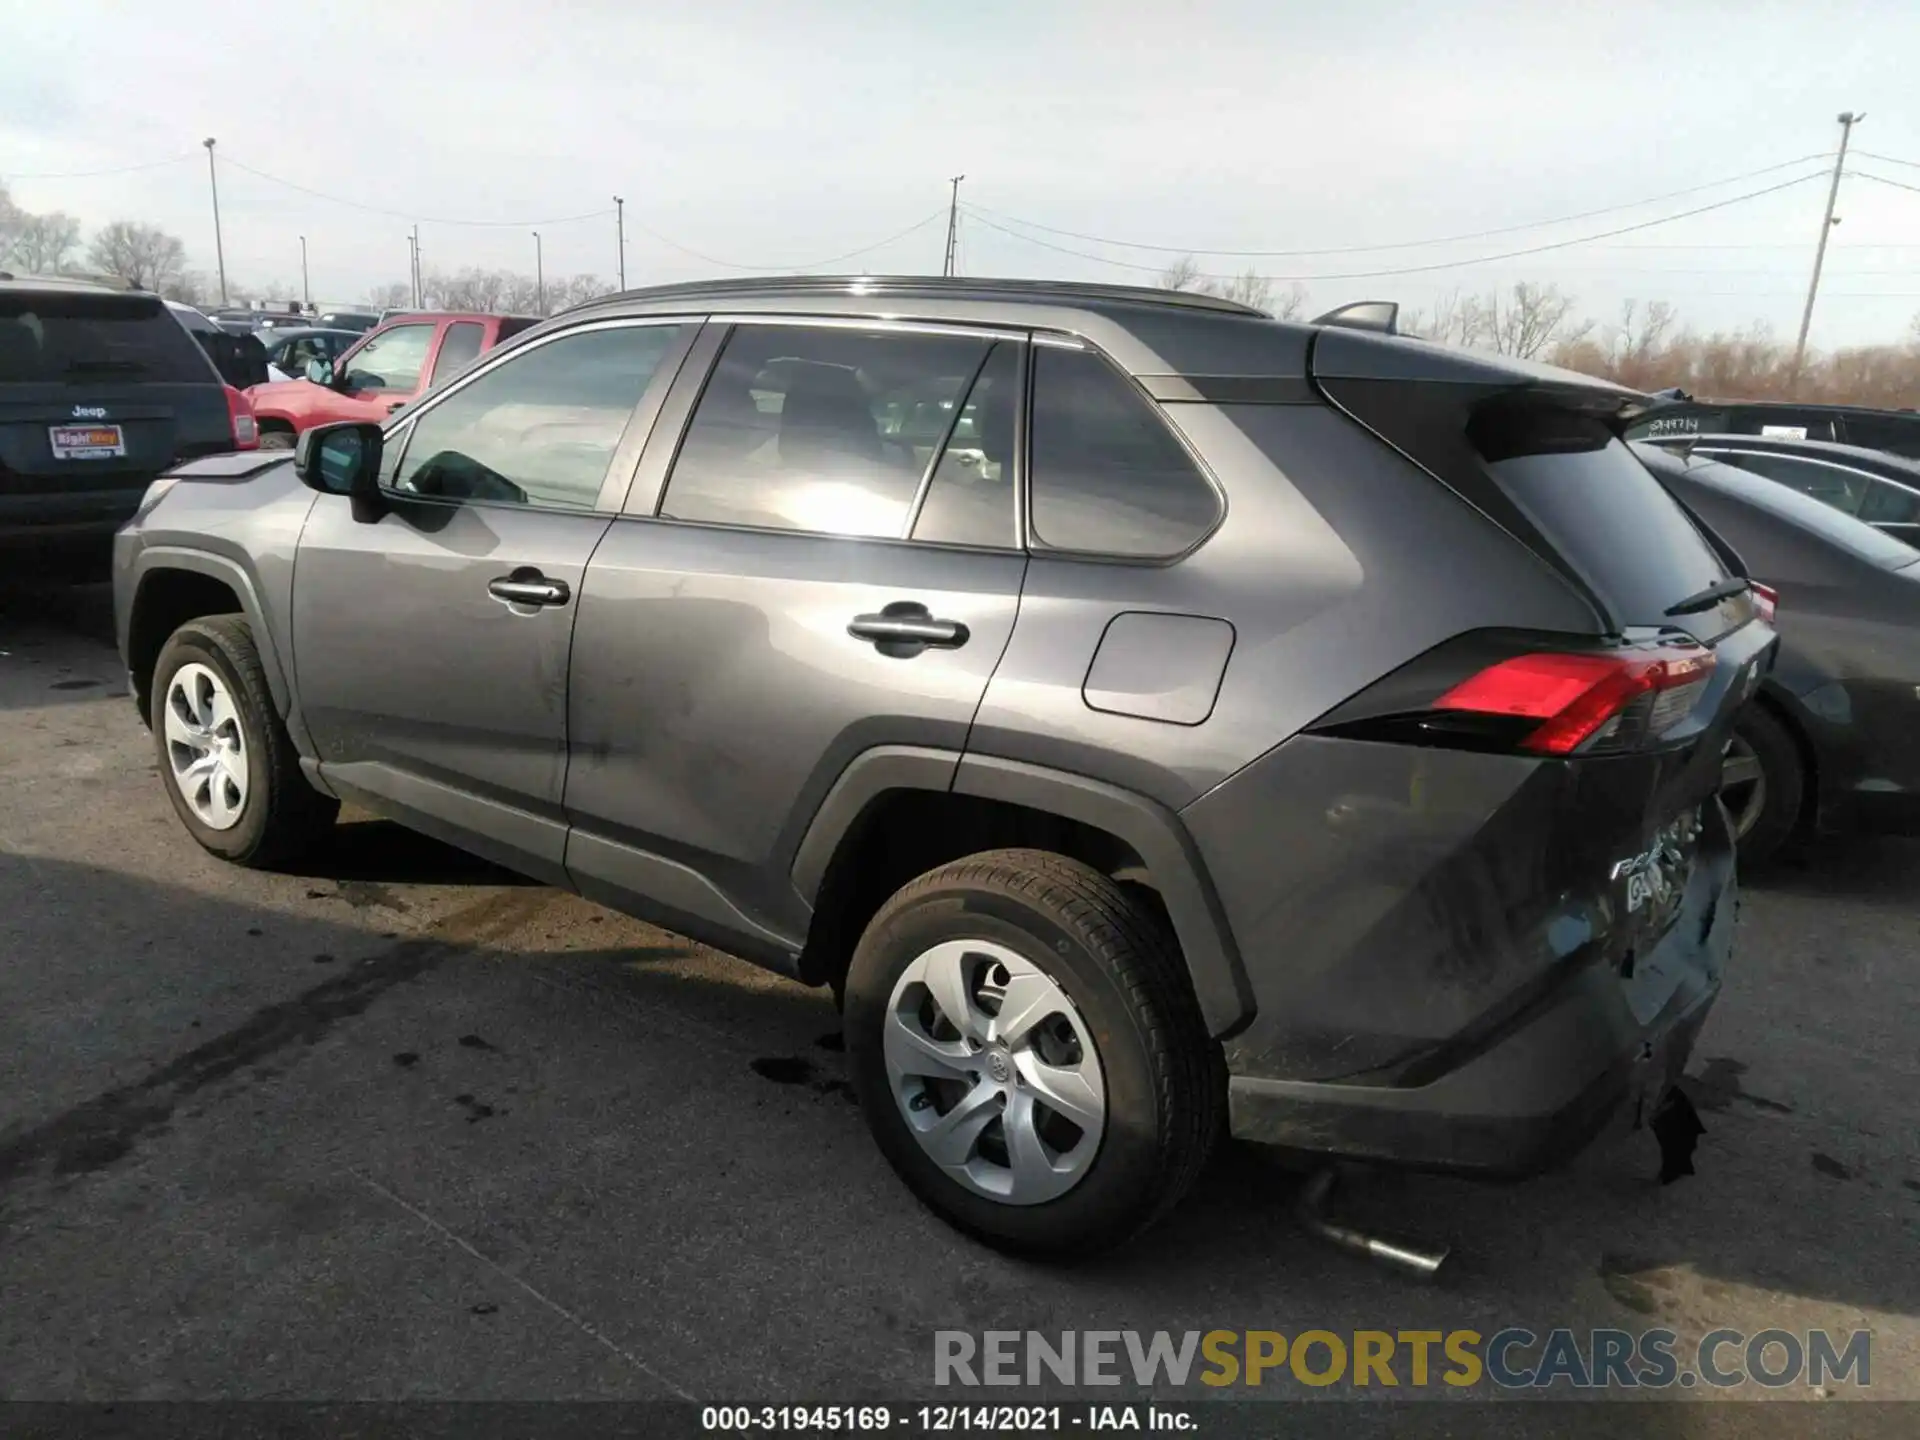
[563,320,1028,961]
[290,318,699,881]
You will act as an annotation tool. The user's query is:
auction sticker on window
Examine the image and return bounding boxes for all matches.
[49,424,126,460]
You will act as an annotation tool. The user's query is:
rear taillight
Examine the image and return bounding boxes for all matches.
[1750,582,1778,625]
[1435,644,1716,755]
[224,384,259,450]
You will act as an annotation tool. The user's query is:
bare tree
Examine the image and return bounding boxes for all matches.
[86,221,188,292]
[1158,255,1202,291]
[5,209,81,274]
[551,273,616,310]
[0,183,24,262]
[1478,282,1591,359]
[1402,289,1478,348]
[365,281,413,309]
[1268,281,1308,321]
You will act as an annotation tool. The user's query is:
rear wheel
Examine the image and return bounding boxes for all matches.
[1721,703,1803,867]
[151,615,338,867]
[843,849,1222,1258]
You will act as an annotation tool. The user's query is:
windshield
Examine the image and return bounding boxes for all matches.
[0,292,213,383]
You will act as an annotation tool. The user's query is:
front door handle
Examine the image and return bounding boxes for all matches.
[848,601,969,657]
[488,568,571,608]
[386,400,407,413]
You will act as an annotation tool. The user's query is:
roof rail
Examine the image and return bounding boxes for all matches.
[562,273,1269,319]
[1310,300,1401,336]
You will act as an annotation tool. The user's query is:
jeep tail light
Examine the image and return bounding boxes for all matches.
[224,384,259,451]
[1434,644,1716,755]
[1750,582,1778,626]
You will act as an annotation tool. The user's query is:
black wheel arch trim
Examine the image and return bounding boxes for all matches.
[126,546,298,734]
[789,745,1255,1040]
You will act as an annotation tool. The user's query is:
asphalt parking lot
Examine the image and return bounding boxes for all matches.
[2,582,1917,1423]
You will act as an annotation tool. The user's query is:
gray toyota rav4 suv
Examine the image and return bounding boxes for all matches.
[115,277,1772,1257]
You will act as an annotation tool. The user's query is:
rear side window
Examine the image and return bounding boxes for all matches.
[1731,408,1836,442]
[660,323,989,537]
[1859,480,1920,526]
[1840,414,1920,459]
[0,292,212,384]
[911,341,1021,549]
[430,322,485,385]
[1473,406,1727,625]
[1710,451,1870,514]
[1027,347,1220,557]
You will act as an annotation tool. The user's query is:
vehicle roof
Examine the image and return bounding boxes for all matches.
[372,311,538,325]
[259,326,361,341]
[0,274,149,298]
[1650,432,1920,483]
[549,274,1642,398]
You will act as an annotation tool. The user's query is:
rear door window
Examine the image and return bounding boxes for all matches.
[1729,408,1837,442]
[1858,480,1920,528]
[1705,450,1871,514]
[910,341,1021,549]
[1026,346,1221,557]
[0,292,213,383]
[1839,414,1920,459]
[429,321,485,386]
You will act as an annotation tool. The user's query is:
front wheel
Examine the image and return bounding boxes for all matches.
[843,849,1222,1259]
[151,615,338,867]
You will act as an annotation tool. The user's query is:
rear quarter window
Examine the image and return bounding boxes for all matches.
[0,292,213,384]
[1473,408,1727,625]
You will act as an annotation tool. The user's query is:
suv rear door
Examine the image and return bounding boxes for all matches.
[562,318,1028,961]
[1,288,230,539]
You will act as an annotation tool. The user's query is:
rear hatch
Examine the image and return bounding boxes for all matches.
[1310,330,1775,998]
[2,289,233,520]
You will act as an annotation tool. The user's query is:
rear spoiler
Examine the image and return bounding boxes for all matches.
[1311,300,1401,336]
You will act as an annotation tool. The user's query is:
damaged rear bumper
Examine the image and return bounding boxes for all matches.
[1226,830,1735,1178]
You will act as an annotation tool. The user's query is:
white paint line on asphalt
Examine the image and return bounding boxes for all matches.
[349,1167,697,1401]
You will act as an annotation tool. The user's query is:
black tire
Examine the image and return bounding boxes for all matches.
[258,429,295,450]
[151,615,338,867]
[844,848,1223,1259]
[1725,702,1804,869]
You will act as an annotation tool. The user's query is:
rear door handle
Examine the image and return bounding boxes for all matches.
[848,602,969,656]
[488,568,571,608]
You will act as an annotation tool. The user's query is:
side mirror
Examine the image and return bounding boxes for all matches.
[294,421,386,522]
[305,357,335,387]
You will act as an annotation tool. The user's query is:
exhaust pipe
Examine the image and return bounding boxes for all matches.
[1294,1168,1450,1280]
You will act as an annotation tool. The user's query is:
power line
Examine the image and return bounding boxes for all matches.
[1848,169,1920,198]
[962,171,1833,282]
[1853,150,1920,172]
[620,208,946,272]
[219,154,614,227]
[963,153,1835,259]
[3,153,195,179]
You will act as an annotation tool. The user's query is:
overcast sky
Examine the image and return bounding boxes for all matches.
[5,0,1920,345]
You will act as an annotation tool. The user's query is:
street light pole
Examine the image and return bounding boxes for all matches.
[202,138,228,305]
[409,225,421,307]
[613,196,626,290]
[943,174,965,277]
[299,235,310,308]
[534,230,544,314]
[1791,110,1862,391]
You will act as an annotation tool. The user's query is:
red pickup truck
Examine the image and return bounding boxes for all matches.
[246,311,540,447]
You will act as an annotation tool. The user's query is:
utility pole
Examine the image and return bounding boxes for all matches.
[613,196,626,290]
[534,230,544,314]
[299,235,310,308]
[408,225,421,308]
[1792,111,1862,390]
[202,138,228,306]
[942,175,965,277]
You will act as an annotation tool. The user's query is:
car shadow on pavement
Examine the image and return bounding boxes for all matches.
[3,851,1914,1405]
[1747,831,1920,903]
[285,815,538,889]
